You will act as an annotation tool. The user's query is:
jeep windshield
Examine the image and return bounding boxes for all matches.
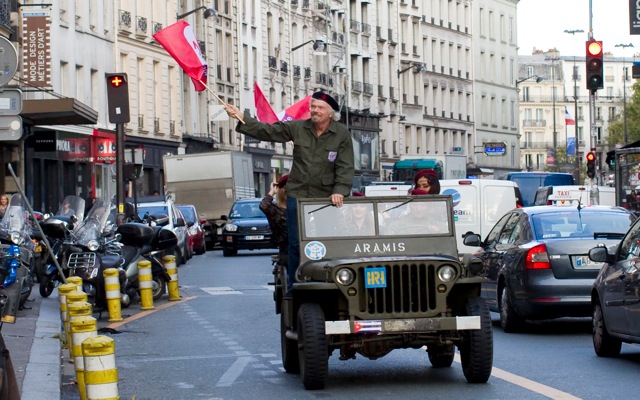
[302,196,452,238]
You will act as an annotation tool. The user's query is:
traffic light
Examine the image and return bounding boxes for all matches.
[105,73,130,123]
[586,152,596,179]
[586,40,604,93]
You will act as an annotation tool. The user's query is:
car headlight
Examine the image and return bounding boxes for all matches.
[10,232,24,245]
[437,265,457,282]
[225,224,238,232]
[335,268,355,286]
[87,240,100,251]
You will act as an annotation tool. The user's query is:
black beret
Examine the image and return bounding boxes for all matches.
[311,92,340,112]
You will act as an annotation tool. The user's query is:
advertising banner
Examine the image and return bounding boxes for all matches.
[22,11,52,88]
[631,0,640,34]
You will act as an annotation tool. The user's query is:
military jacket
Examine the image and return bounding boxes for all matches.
[236,114,354,198]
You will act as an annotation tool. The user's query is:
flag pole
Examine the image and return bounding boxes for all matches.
[198,79,245,124]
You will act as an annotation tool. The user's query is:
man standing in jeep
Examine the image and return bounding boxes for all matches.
[225,92,354,295]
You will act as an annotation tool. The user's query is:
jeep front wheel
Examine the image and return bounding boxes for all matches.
[459,296,493,383]
[297,303,328,390]
[427,344,455,368]
[281,311,300,373]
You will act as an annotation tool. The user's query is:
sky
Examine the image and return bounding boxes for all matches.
[517,0,640,57]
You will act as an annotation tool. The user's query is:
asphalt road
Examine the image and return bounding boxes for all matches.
[58,249,640,400]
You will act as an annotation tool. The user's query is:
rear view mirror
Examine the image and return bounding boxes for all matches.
[462,232,482,247]
[588,246,611,263]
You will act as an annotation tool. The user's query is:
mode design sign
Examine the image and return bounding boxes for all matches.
[632,1,640,34]
[22,11,52,88]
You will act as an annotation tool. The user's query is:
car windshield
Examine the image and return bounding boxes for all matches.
[301,198,452,238]
[531,209,634,240]
[178,206,196,223]
[229,202,265,219]
[137,205,168,220]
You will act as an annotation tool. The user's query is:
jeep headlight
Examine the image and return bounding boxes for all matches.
[87,240,100,251]
[10,232,23,245]
[225,224,238,232]
[437,265,456,282]
[335,268,355,286]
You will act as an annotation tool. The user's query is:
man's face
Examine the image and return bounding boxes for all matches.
[309,99,333,125]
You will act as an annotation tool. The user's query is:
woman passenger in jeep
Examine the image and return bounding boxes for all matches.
[260,175,289,258]
[412,169,441,194]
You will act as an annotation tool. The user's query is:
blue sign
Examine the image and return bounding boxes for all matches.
[364,267,387,288]
[484,142,506,156]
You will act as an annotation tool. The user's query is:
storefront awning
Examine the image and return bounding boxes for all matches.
[21,98,98,125]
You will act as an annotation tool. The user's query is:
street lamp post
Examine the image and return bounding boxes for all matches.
[565,28,584,182]
[615,43,634,145]
[546,55,560,164]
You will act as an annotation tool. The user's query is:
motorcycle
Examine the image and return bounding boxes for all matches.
[0,194,37,310]
[38,195,86,298]
[116,222,178,302]
[64,199,128,309]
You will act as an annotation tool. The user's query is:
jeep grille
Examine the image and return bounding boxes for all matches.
[357,263,437,317]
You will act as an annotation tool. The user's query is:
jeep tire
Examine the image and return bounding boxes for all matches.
[297,303,328,390]
[281,310,300,373]
[427,343,455,368]
[459,296,493,383]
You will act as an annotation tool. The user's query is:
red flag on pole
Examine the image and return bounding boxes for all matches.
[153,20,208,92]
[278,95,311,121]
[253,82,278,123]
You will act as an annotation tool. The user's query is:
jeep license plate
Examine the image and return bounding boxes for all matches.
[364,267,387,288]
[245,235,264,240]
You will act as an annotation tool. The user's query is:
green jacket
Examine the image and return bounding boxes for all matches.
[236,113,354,198]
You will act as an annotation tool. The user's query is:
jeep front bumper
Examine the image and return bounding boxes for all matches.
[325,316,480,335]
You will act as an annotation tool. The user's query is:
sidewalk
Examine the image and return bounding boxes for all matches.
[2,286,62,400]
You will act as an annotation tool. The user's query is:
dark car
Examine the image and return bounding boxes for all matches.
[589,216,640,357]
[178,204,206,256]
[221,199,276,257]
[463,202,635,332]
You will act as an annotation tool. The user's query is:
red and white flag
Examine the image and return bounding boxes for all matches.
[153,20,208,92]
[278,95,311,121]
[253,82,278,123]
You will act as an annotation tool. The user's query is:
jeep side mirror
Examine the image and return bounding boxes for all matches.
[175,217,186,227]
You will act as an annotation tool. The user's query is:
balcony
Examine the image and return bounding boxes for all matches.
[268,56,277,70]
[361,23,371,35]
[522,119,547,127]
[152,21,163,35]
[378,84,386,99]
[520,141,550,149]
[138,114,144,129]
[316,72,328,86]
[280,61,288,75]
[352,81,363,93]
[118,10,132,32]
[363,83,373,95]
[350,19,360,32]
[293,65,301,78]
[154,118,160,133]
[136,16,148,37]
[170,120,175,135]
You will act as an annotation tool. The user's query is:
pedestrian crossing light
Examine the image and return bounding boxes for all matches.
[586,40,604,93]
[586,152,596,179]
[106,73,130,123]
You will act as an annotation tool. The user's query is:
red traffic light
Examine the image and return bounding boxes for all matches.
[587,41,603,56]
[586,152,595,162]
[109,75,125,87]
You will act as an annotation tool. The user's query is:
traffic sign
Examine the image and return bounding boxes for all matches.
[0,37,18,86]
[0,89,22,116]
[0,115,22,141]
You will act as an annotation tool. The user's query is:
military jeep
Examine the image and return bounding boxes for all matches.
[273,195,493,390]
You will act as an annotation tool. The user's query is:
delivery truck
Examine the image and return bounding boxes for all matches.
[163,151,255,249]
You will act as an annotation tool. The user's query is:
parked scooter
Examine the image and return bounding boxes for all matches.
[64,199,128,309]
[116,222,178,302]
[0,194,37,309]
[38,195,86,297]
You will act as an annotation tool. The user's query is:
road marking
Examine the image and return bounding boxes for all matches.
[216,356,253,387]
[106,296,197,330]
[201,287,243,295]
[453,354,581,400]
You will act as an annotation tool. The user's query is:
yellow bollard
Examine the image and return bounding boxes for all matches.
[67,275,84,292]
[68,301,93,364]
[164,255,180,301]
[138,260,154,310]
[71,316,97,400]
[58,283,77,349]
[65,290,88,361]
[103,268,122,322]
[82,336,119,400]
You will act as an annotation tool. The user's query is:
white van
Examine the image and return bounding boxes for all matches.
[364,182,413,197]
[439,179,522,255]
[533,185,615,207]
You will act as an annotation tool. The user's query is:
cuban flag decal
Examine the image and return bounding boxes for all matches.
[353,320,382,333]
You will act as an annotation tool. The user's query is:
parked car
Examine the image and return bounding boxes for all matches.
[463,202,635,332]
[221,199,276,257]
[589,216,640,357]
[178,204,206,256]
[132,195,189,265]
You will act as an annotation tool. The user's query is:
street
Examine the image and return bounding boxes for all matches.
[62,249,640,400]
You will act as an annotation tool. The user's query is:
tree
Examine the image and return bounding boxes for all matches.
[607,80,640,147]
